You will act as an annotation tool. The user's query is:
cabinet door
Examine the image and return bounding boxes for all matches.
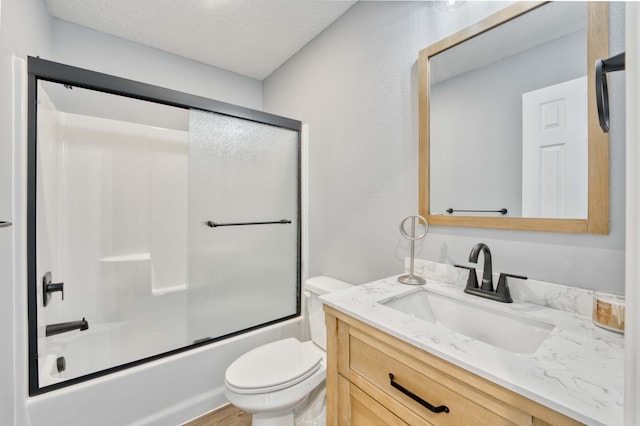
[339,375,413,426]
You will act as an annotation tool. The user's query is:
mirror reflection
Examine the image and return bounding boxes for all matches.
[429,2,588,219]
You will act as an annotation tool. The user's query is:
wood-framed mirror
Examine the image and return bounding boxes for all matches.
[419,1,609,234]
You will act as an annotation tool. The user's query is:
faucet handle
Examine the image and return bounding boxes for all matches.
[43,272,64,307]
[496,273,527,303]
[454,265,479,290]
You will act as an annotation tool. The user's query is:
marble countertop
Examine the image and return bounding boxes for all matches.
[321,275,624,426]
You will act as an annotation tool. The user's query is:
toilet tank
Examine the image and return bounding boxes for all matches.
[305,276,353,351]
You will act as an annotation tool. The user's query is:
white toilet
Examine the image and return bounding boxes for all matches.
[224,276,353,426]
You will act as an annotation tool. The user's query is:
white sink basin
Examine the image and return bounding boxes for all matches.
[379,288,554,354]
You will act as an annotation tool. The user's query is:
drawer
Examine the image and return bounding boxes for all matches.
[339,375,412,426]
[348,333,530,426]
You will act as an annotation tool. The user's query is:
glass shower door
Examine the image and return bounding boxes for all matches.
[29,57,302,394]
[188,110,300,343]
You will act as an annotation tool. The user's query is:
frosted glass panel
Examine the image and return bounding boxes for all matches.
[188,110,299,342]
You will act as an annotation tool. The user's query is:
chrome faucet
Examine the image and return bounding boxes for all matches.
[455,243,527,303]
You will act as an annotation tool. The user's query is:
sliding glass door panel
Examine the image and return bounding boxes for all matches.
[188,110,300,343]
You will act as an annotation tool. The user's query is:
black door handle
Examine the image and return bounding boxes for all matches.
[389,373,450,414]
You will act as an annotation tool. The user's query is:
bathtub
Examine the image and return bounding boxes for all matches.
[39,322,126,387]
[26,317,303,426]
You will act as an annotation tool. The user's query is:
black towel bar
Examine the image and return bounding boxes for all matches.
[207,219,291,228]
[446,208,507,215]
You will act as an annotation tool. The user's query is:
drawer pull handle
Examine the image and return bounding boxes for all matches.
[389,373,450,414]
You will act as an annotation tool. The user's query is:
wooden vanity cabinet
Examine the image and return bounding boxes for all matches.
[324,306,583,426]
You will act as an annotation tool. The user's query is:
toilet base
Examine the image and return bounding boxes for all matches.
[252,410,294,426]
[231,383,327,426]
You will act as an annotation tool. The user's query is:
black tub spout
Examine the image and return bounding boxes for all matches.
[46,318,89,337]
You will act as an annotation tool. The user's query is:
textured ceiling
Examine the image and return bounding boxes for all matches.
[44,0,356,80]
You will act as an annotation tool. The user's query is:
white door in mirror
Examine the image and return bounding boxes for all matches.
[522,76,587,219]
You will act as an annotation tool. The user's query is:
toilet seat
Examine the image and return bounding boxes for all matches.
[225,338,322,395]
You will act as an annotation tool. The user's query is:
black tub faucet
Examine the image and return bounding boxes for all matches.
[46,318,89,337]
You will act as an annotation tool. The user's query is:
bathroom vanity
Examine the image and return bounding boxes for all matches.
[322,270,623,425]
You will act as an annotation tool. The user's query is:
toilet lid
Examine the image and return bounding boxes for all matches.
[225,338,322,395]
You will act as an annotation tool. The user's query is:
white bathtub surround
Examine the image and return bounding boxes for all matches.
[407,258,595,317]
[35,87,190,385]
[25,317,303,426]
[322,275,623,425]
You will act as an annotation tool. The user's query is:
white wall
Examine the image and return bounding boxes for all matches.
[0,0,53,423]
[263,1,626,294]
[626,4,640,423]
[51,19,263,111]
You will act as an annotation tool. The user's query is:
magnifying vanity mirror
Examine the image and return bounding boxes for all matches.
[419,2,609,234]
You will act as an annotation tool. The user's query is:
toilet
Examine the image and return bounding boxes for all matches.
[224,276,353,426]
